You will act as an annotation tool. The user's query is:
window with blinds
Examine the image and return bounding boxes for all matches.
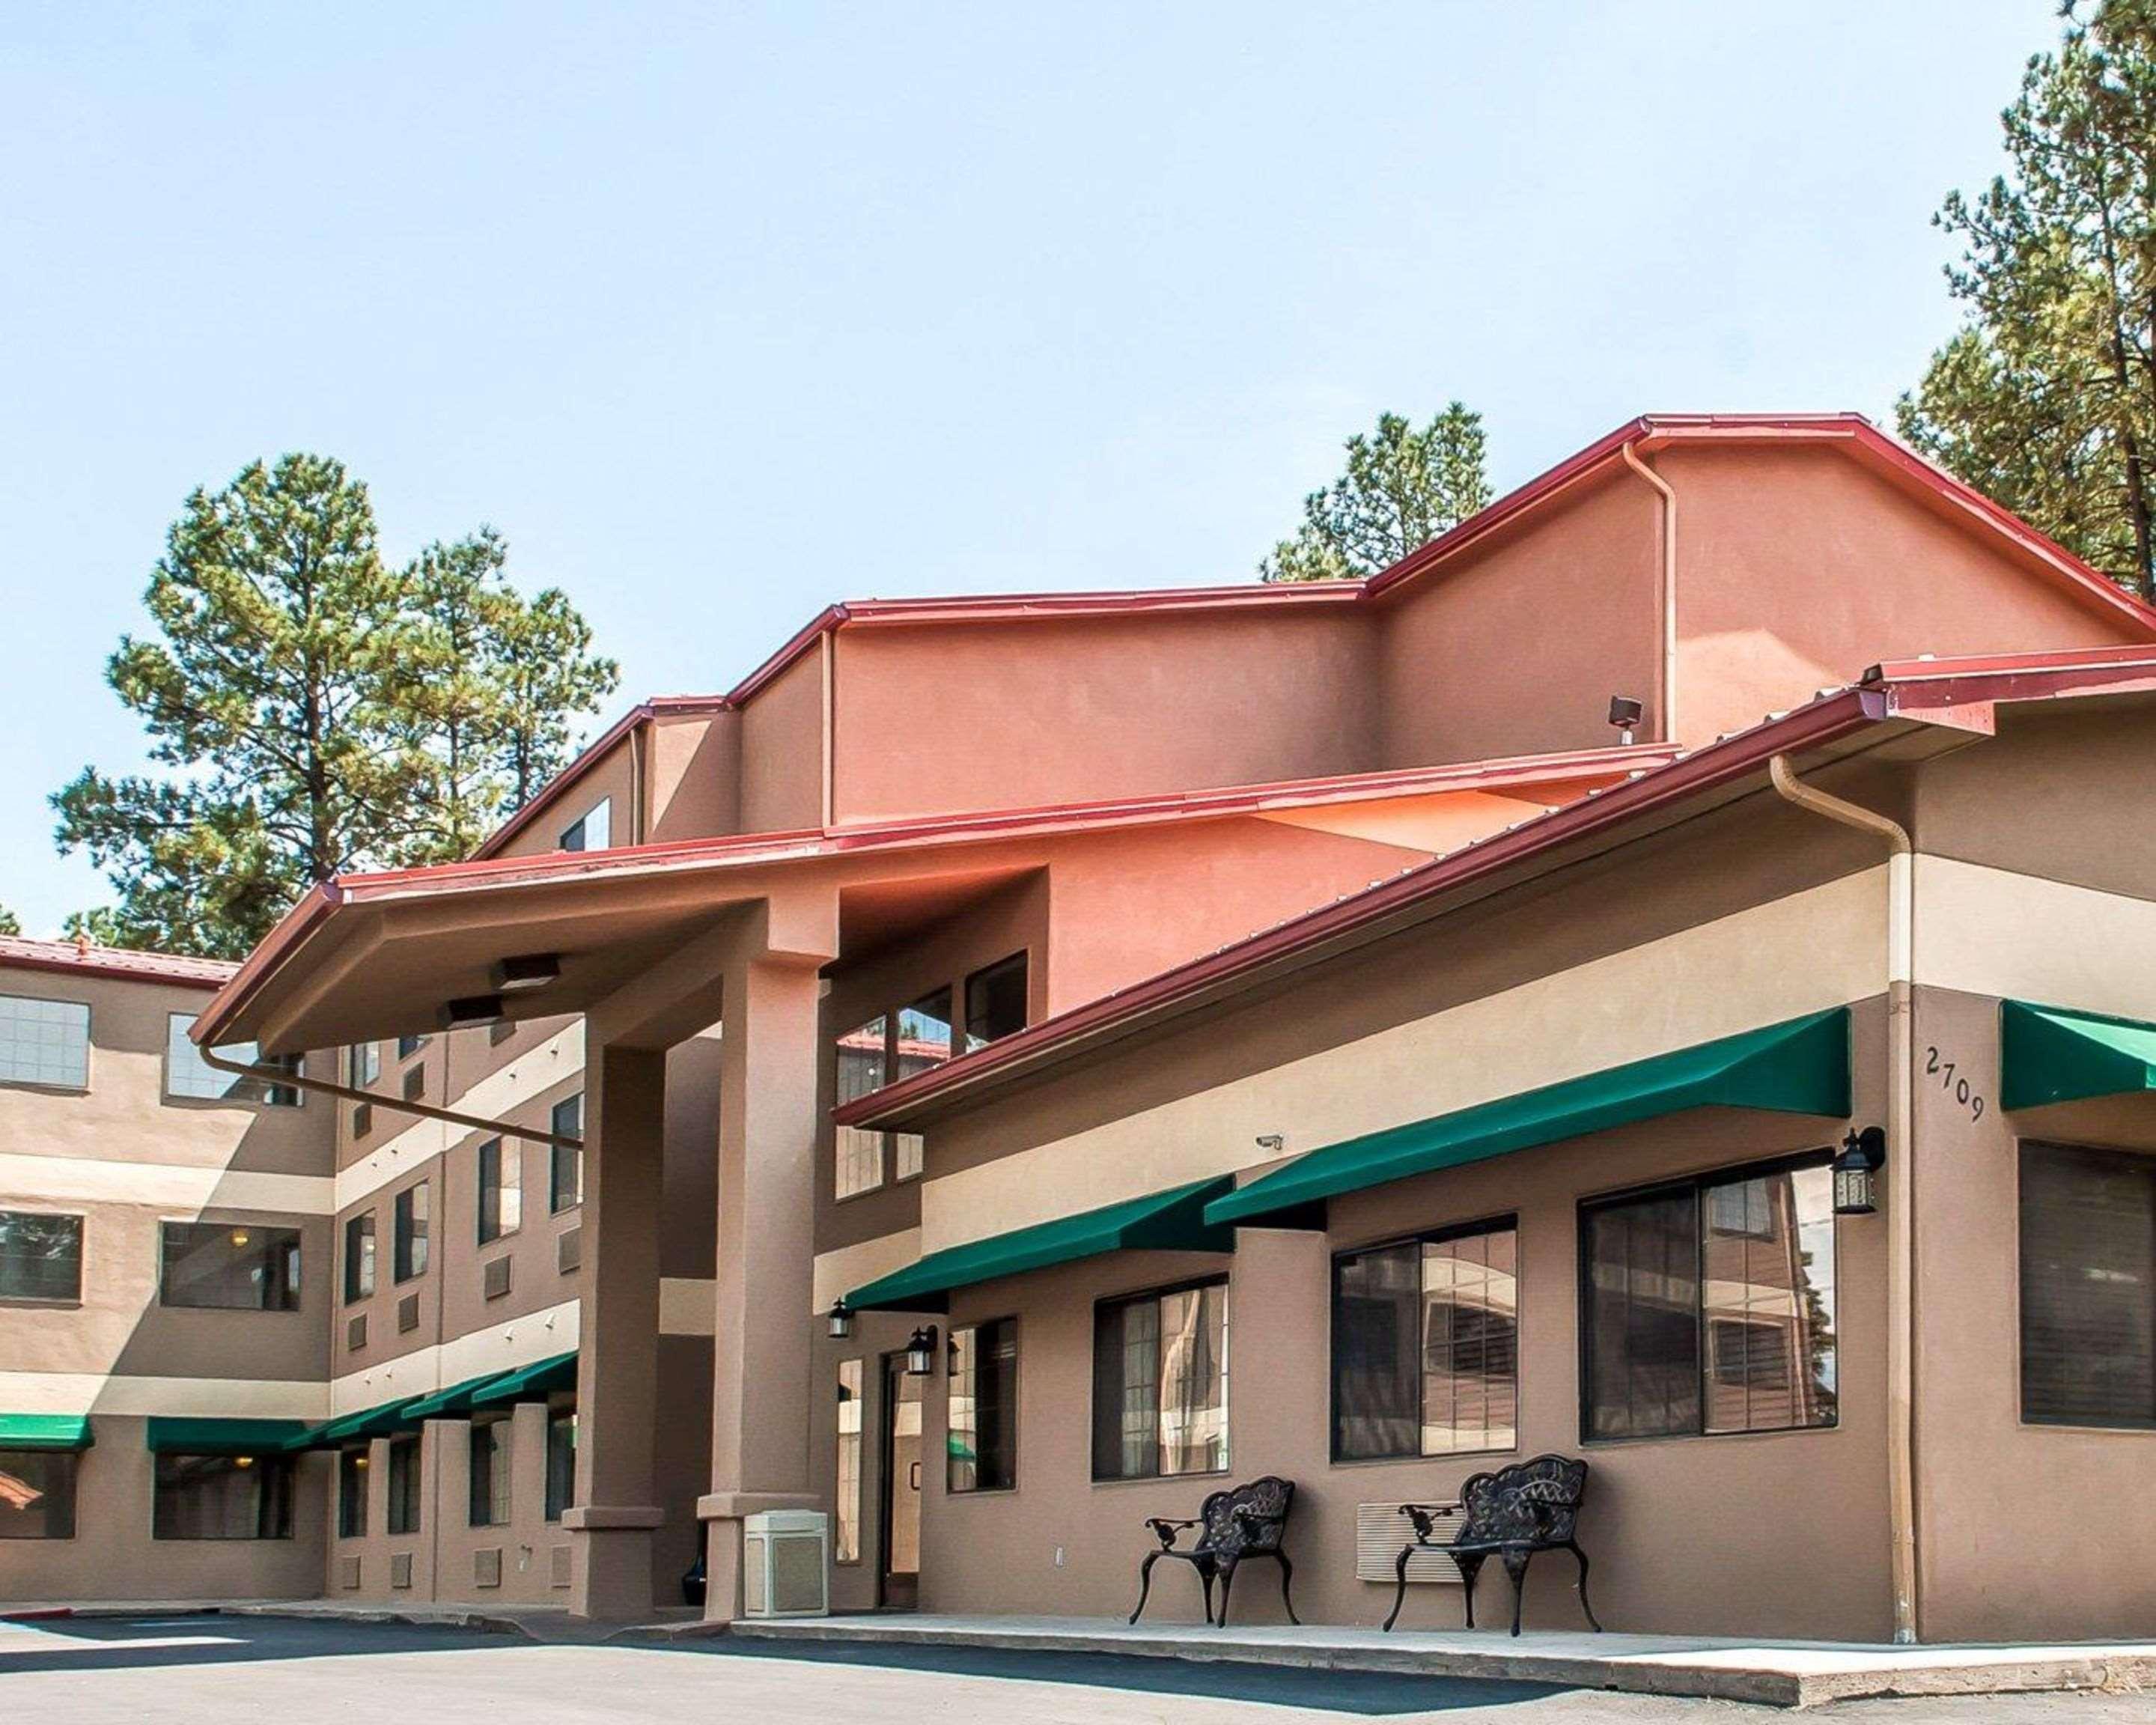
[2020,1141,2156,1429]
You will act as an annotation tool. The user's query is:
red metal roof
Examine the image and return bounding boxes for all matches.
[0,936,236,991]
[833,645,2156,1128]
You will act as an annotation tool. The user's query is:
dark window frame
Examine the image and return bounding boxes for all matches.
[0,1208,85,1306]
[386,1435,421,1536]
[550,1094,584,1214]
[157,1220,302,1312]
[0,993,91,1093]
[478,1137,521,1245]
[344,1211,376,1304]
[2019,1139,2156,1431]
[469,1417,511,1527]
[948,1315,1020,1494]
[543,1405,576,1522]
[1329,1212,1520,1465]
[1089,1274,1231,1484]
[0,1448,77,1539]
[152,1452,296,1541]
[337,1446,369,1539]
[393,1182,430,1284]
[963,951,1029,1051]
[1577,1149,1839,1447]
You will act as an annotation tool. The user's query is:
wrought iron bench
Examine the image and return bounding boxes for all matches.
[1384,1453,1600,1636]
[1128,1475,1299,1628]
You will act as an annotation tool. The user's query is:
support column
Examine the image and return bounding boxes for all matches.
[564,1041,668,1618]
[699,909,832,1620]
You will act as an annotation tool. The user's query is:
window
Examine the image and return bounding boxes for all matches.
[2021,1141,2156,1427]
[349,1043,381,1087]
[964,952,1028,1051]
[834,1360,862,1563]
[351,1102,372,1139]
[550,1094,583,1213]
[1091,1280,1228,1481]
[469,1420,511,1527]
[159,1222,302,1311]
[386,1436,421,1536]
[1333,1220,1517,1461]
[394,1183,430,1283]
[402,1065,424,1102]
[166,1016,300,1104]
[544,1410,576,1521]
[833,997,957,1196]
[478,1137,521,1244]
[0,994,90,1090]
[0,1451,76,1539]
[344,1212,376,1304]
[560,798,611,852]
[153,1454,294,1539]
[1581,1157,1838,1442]
[949,1318,1018,1492]
[0,1211,83,1303]
[398,1034,428,1060]
[338,1447,368,1539]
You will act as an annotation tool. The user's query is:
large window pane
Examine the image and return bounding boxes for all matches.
[0,1211,83,1303]
[833,1017,887,1199]
[834,1360,862,1563]
[2021,1143,2156,1427]
[344,1212,375,1304]
[1424,1228,1519,1453]
[0,1451,77,1539]
[387,1436,421,1536]
[1091,1280,1229,1481]
[0,994,89,1089]
[338,1447,368,1538]
[478,1138,521,1244]
[550,1095,584,1213]
[159,1222,302,1311]
[469,1420,511,1526]
[948,1318,1018,1492]
[349,1042,381,1086]
[561,798,611,852]
[893,990,954,1084]
[544,1411,576,1521]
[165,1016,299,1106]
[394,1183,430,1282]
[1333,1242,1420,1460]
[1583,1189,1702,1440]
[1091,1294,1160,1479]
[1702,1165,1838,1433]
[153,1454,294,1539]
[964,954,1028,1052]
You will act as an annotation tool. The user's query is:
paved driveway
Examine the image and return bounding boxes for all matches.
[0,1614,2149,1723]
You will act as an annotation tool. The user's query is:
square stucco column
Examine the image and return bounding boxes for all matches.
[698,943,826,1619]
[564,1040,668,1618]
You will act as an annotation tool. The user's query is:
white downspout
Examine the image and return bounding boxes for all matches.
[1621,442,1678,745]
[1767,753,1918,1643]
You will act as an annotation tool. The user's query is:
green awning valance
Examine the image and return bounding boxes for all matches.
[144,1417,311,1455]
[287,1397,424,1452]
[1207,1007,1852,1229]
[469,1351,577,1411]
[402,1372,508,1422]
[0,1414,94,1452]
[847,1175,1235,1314]
[2002,1000,2156,1110]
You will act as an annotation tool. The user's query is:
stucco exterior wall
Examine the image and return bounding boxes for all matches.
[740,651,826,834]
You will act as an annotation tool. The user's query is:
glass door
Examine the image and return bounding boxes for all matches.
[879,1353,922,1608]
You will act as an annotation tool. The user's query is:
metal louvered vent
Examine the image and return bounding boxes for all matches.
[398,1292,421,1333]
[338,1555,362,1590]
[1355,1501,1465,1585]
[474,1547,503,1588]
[483,1256,512,1300]
[550,1544,573,1589]
[557,1226,582,1275]
[389,1552,414,1589]
[347,1312,368,1351]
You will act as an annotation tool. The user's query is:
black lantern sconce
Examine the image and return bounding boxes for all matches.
[826,1300,853,1341]
[904,1324,940,1377]
[1834,1126,1886,1215]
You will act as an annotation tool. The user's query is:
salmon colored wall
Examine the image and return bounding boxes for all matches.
[1375,469,1663,768]
[648,711,743,843]
[830,609,1381,826]
[492,742,638,860]
[1667,444,2149,751]
[740,651,826,834]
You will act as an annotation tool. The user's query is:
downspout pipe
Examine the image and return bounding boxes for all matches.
[1767,753,1917,1644]
[1621,441,1678,745]
[197,1045,582,1151]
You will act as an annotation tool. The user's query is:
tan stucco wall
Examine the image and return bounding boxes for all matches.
[740,651,826,834]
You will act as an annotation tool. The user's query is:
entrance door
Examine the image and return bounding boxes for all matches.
[879,1353,922,1608]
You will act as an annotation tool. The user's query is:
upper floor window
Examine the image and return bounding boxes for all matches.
[0,994,89,1091]
[1091,1280,1228,1481]
[2021,1140,2156,1428]
[964,952,1029,1051]
[394,1182,430,1283]
[344,1212,376,1303]
[550,1095,584,1213]
[159,1221,301,1311]
[165,1015,300,1106]
[397,1033,428,1061]
[1580,1154,1839,1443]
[349,1043,381,1087]
[561,798,611,853]
[478,1137,522,1244]
[832,995,957,1198]
[0,1210,83,1304]
[1333,1219,1518,1461]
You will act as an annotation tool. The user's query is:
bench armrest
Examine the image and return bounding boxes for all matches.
[1144,1516,1199,1551]
[1396,1500,1461,1542]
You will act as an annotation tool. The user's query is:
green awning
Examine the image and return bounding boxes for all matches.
[287,1396,425,1452]
[846,1175,1235,1313]
[144,1417,312,1455]
[1207,1007,1852,1228]
[2002,1000,2156,1110]
[401,1371,508,1422]
[469,1351,577,1411]
[0,1414,93,1452]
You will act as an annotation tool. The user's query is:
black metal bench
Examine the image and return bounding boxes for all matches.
[1128,1474,1298,1628]
[1384,1453,1600,1636]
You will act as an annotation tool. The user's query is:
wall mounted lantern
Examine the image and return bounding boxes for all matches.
[904,1325,940,1377]
[826,1300,853,1341]
[1834,1126,1886,1215]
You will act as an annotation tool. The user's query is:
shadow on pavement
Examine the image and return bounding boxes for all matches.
[0,1613,514,1676]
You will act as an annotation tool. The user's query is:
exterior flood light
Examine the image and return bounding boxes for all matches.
[904,1325,939,1377]
[1834,1126,1886,1215]
[827,1301,853,1340]
[492,953,562,994]
[438,994,507,1031]
[1608,696,1645,746]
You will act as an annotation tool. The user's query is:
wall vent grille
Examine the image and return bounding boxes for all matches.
[550,1545,572,1589]
[389,1552,414,1590]
[398,1292,421,1333]
[557,1227,582,1275]
[483,1256,511,1300]
[347,1312,368,1351]
[474,1547,503,1589]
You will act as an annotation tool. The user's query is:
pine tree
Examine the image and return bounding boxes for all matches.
[1260,406,1493,582]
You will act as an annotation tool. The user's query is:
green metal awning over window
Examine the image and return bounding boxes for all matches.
[846,1175,1236,1313]
[468,1351,577,1411]
[1206,1007,1852,1229]
[287,1397,424,1452]
[144,1417,311,1455]
[0,1414,94,1452]
[401,1371,508,1422]
[2002,1000,2156,1111]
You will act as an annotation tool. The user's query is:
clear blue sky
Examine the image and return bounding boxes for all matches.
[0,1,2057,936]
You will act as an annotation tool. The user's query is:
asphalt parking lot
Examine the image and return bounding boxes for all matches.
[1,1613,2152,1724]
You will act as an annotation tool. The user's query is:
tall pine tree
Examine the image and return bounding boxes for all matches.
[1260,406,1492,582]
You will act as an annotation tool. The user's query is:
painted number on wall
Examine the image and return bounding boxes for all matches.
[1925,1047,1985,1122]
